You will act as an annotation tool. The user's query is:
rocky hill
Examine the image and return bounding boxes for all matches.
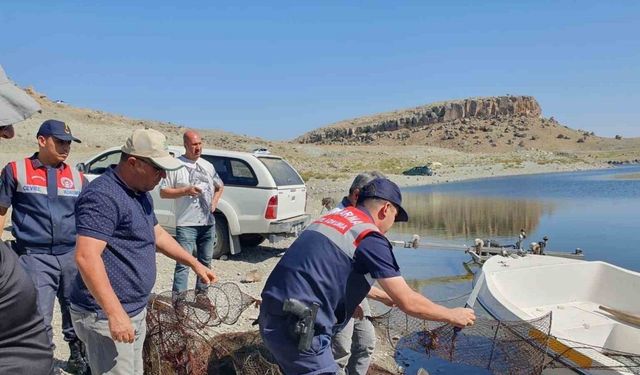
[4,89,638,181]
[295,96,624,153]
[299,96,541,142]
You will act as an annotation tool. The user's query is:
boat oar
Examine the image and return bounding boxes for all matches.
[599,305,640,326]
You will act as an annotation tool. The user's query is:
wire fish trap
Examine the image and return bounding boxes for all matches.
[373,308,640,375]
[144,283,399,375]
[206,331,398,375]
[207,331,281,375]
[144,330,280,375]
[542,336,640,375]
[167,282,259,328]
[143,282,259,375]
[372,308,552,375]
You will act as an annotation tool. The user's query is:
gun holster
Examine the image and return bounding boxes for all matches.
[282,298,320,351]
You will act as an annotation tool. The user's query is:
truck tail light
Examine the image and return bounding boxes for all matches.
[265,195,278,219]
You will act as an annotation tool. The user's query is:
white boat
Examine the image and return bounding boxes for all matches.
[475,254,640,374]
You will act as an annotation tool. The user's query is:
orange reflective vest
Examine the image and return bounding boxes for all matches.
[7,157,83,254]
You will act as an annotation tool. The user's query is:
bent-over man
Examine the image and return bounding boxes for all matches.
[330,171,386,375]
[70,128,218,375]
[259,178,475,374]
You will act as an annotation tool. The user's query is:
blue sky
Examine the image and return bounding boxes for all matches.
[1,1,638,140]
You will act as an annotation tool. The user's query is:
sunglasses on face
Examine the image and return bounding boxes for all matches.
[136,157,163,173]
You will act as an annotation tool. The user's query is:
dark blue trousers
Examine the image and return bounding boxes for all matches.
[18,250,78,346]
[259,309,337,375]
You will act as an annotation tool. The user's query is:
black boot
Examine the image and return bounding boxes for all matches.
[67,339,90,374]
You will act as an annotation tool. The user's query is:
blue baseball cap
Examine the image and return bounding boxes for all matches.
[37,119,81,143]
[357,178,409,222]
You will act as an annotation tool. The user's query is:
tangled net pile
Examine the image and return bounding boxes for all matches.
[143,281,276,374]
[143,281,398,375]
[373,308,640,375]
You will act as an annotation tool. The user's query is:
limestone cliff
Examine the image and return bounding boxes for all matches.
[297,96,541,144]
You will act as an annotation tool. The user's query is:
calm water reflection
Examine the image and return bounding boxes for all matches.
[394,193,557,239]
[383,166,640,374]
[392,165,640,272]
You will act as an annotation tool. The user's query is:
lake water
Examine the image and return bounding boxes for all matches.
[383,165,640,374]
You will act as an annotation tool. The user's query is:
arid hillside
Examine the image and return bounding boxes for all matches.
[296,96,640,156]
[4,90,638,185]
[6,88,277,155]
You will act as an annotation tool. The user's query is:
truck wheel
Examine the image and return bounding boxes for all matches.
[213,215,230,259]
[239,234,265,248]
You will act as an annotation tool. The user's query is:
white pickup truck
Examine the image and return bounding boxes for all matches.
[77,147,310,258]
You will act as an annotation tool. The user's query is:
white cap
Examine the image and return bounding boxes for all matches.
[121,128,182,171]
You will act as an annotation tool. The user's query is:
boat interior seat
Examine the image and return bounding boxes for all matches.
[543,301,640,355]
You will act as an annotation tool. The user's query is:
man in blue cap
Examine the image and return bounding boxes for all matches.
[0,119,88,373]
[0,64,54,374]
[259,177,476,374]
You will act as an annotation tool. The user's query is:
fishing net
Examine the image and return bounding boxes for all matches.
[373,307,640,375]
[207,331,396,375]
[143,282,262,374]
[143,281,400,374]
[543,336,640,375]
[206,331,281,375]
[373,308,552,375]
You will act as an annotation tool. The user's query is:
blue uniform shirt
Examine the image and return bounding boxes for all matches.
[0,154,84,255]
[260,206,400,336]
[70,166,158,319]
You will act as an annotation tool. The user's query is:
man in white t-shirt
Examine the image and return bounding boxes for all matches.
[160,130,224,294]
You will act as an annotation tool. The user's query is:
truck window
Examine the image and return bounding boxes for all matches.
[259,157,304,186]
[88,151,121,175]
[203,156,258,187]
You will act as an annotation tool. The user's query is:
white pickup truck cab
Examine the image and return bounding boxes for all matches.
[77,146,310,258]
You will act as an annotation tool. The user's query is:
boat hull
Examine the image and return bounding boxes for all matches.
[476,255,640,374]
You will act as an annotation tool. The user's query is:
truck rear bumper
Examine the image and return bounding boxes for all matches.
[268,214,311,236]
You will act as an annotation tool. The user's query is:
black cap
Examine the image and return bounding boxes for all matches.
[37,119,81,143]
[357,178,409,222]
